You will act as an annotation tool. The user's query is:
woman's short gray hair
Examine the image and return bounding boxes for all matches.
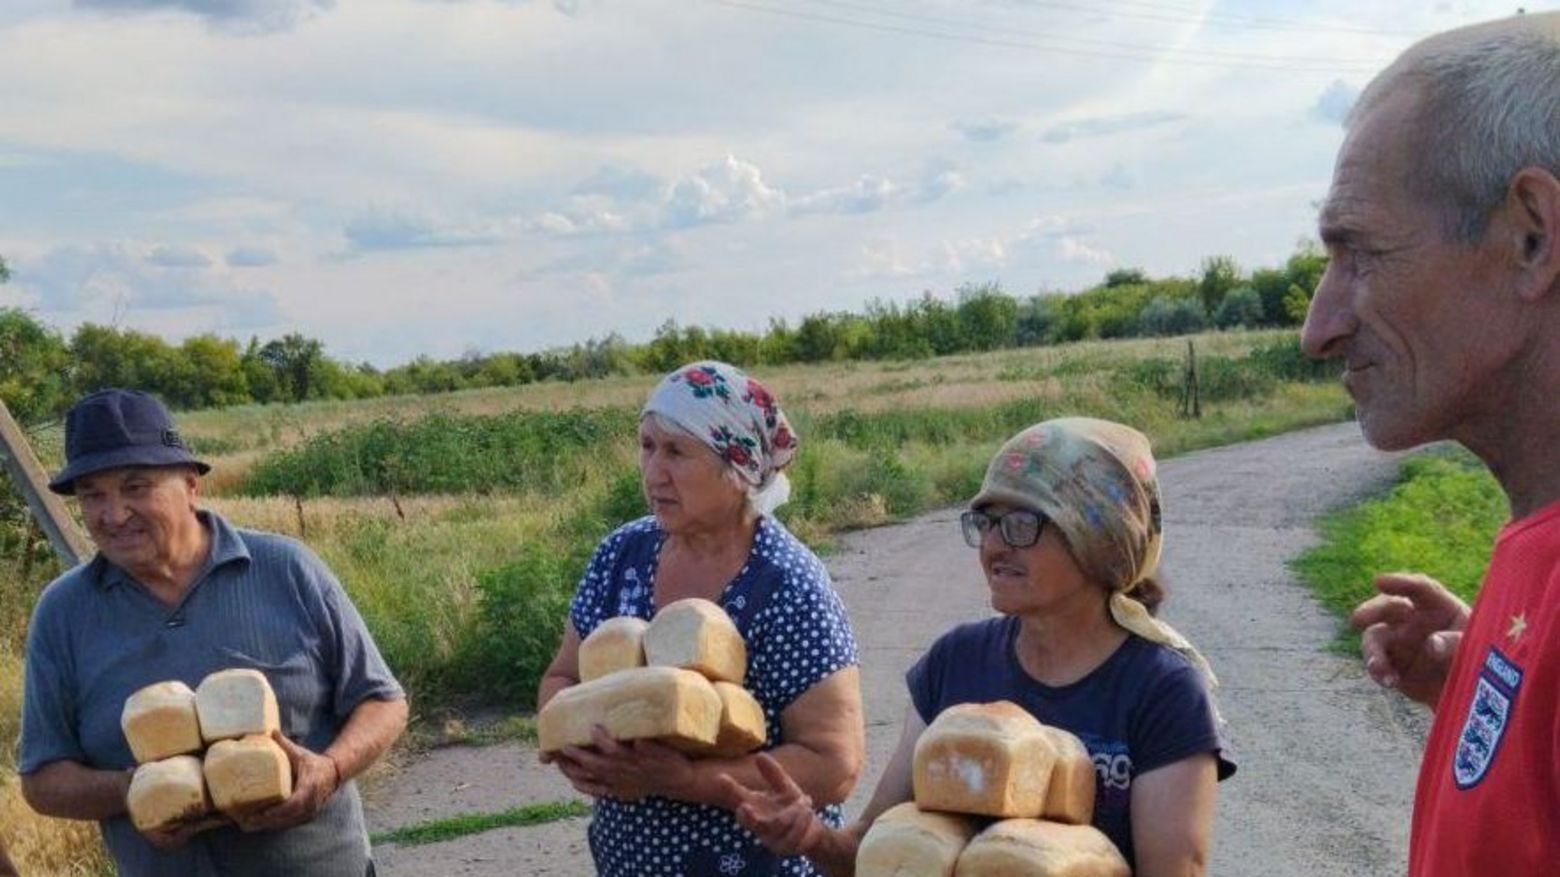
[1351,15,1560,241]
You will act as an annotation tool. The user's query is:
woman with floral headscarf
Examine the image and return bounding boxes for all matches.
[726,417,1234,877]
[538,361,865,877]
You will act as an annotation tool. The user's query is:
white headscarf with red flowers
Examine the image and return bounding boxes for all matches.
[643,361,800,514]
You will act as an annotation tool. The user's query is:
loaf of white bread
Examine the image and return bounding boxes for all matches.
[538,666,725,754]
[856,801,978,877]
[541,600,768,757]
[196,669,280,743]
[1038,726,1096,825]
[579,616,650,682]
[204,734,294,816]
[914,702,1059,818]
[127,755,211,832]
[122,681,204,764]
[705,680,767,758]
[954,819,1129,877]
[643,598,747,684]
[867,703,1121,876]
[124,670,295,830]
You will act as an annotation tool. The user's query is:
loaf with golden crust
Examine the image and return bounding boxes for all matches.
[537,666,724,754]
[579,616,650,683]
[914,702,1058,819]
[643,598,747,684]
[122,681,203,764]
[857,801,979,877]
[954,819,1129,877]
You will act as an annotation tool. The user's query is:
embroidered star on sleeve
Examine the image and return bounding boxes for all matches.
[1507,613,1528,643]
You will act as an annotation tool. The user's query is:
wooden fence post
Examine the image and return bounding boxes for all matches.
[0,399,93,567]
[1182,338,1202,419]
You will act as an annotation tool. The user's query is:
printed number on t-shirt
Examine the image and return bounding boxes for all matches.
[1093,752,1133,790]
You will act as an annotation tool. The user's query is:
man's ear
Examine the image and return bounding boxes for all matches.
[1504,167,1560,303]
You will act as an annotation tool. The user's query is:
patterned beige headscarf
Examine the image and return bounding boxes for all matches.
[970,417,1217,688]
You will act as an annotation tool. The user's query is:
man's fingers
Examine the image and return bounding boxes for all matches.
[1360,622,1401,688]
[1427,630,1462,664]
[1351,593,1414,631]
[1372,572,1441,597]
[269,729,301,755]
[269,730,309,773]
[754,753,806,801]
[254,795,306,829]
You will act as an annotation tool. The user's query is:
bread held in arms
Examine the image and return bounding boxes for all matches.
[127,755,212,833]
[955,819,1130,877]
[643,598,747,684]
[855,801,978,877]
[538,666,726,754]
[196,669,281,743]
[204,735,294,816]
[913,702,1062,819]
[1037,726,1096,825]
[539,598,770,756]
[578,616,650,683]
[705,680,767,758]
[122,681,204,764]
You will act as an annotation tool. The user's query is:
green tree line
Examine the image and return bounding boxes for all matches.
[0,244,1326,424]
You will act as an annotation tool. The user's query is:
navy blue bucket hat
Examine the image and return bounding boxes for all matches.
[48,389,210,495]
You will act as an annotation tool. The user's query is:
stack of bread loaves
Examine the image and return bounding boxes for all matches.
[855,701,1129,877]
[538,598,766,759]
[121,669,294,832]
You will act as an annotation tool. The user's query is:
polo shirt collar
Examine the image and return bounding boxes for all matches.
[91,509,252,591]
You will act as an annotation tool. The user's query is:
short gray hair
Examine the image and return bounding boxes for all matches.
[1351,13,1560,240]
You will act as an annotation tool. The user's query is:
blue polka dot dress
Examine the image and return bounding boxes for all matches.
[569,516,860,877]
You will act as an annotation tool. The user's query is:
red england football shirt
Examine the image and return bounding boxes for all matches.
[1409,499,1560,876]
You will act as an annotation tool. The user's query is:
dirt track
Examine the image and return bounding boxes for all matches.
[368,421,1430,876]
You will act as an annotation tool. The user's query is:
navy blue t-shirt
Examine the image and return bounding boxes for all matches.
[906,616,1234,867]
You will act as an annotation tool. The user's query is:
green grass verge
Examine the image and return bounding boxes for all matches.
[371,799,591,847]
[1291,448,1507,649]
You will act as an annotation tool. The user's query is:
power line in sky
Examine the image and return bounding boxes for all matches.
[801,0,1399,64]
[706,0,1390,72]
[1011,0,1423,37]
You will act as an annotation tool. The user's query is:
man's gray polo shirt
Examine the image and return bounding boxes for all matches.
[20,510,404,877]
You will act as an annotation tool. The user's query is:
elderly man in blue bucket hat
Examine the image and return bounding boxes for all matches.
[18,389,408,877]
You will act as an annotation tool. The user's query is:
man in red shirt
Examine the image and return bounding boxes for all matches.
[1301,12,1560,876]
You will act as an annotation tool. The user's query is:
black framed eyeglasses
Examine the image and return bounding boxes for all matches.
[960,508,1046,549]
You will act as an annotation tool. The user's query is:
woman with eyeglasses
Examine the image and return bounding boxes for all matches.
[723,417,1234,877]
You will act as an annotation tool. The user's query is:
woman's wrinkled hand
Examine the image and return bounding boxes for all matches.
[553,725,696,802]
[722,753,829,858]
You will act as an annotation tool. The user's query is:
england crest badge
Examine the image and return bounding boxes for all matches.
[1454,647,1523,789]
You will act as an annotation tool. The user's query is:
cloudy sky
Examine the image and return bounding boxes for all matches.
[0,0,1544,366]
